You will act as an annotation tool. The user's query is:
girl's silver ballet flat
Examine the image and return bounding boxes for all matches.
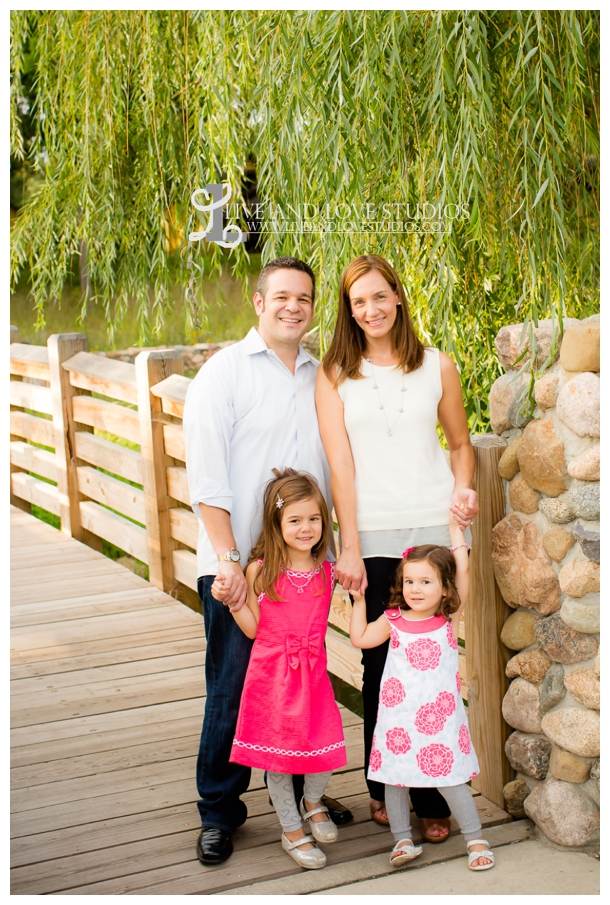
[299,798,339,843]
[281,833,327,869]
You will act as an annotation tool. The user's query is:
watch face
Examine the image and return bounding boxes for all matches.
[230,550,240,562]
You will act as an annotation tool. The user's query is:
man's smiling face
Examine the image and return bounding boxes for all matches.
[253,268,314,348]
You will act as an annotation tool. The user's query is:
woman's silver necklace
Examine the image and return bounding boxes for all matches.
[284,561,321,593]
[366,358,406,437]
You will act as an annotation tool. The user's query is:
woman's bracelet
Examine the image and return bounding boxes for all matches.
[450,542,470,553]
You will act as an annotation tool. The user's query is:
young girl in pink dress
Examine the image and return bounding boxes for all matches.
[213,469,346,870]
[350,509,495,872]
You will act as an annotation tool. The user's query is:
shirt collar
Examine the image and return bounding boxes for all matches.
[242,327,317,368]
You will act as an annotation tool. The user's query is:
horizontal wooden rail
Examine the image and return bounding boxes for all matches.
[76,465,147,526]
[10,344,50,380]
[73,432,144,485]
[79,500,149,563]
[10,411,55,447]
[10,441,58,483]
[9,381,54,416]
[63,351,138,404]
[72,396,141,445]
[11,473,60,516]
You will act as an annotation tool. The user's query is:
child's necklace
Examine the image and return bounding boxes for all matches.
[284,562,321,594]
[366,359,407,437]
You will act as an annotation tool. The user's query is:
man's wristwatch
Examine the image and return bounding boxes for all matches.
[218,548,240,563]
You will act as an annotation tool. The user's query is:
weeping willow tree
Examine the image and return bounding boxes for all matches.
[10,10,599,428]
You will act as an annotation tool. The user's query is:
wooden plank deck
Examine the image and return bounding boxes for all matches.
[10,506,513,895]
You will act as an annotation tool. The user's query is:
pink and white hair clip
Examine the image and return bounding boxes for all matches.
[276,494,284,509]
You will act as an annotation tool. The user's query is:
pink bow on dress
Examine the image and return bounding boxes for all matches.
[286,633,322,670]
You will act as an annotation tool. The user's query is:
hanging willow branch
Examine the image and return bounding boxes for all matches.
[10,10,599,428]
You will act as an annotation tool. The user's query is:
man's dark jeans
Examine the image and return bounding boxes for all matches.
[196,576,254,832]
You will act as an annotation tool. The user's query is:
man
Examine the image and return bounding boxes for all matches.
[183,256,352,866]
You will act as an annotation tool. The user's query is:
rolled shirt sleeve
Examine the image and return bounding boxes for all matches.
[183,355,235,518]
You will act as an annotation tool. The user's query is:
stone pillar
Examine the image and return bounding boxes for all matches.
[488,314,599,851]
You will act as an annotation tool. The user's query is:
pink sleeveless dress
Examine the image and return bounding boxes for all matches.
[369,610,479,787]
[230,560,346,774]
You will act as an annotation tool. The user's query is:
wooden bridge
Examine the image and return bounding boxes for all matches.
[10,329,520,893]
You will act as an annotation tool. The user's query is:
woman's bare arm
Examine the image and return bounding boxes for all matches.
[437,353,479,527]
[315,366,368,593]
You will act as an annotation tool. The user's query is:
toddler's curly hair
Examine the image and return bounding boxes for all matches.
[388,544,461,620]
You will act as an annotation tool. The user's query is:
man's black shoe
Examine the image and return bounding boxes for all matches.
[321,795,353,825]
[196,827,233,865]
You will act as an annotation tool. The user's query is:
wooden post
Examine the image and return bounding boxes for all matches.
[136,349,184,592]
[47,333,101,549]
[467,433,512,809]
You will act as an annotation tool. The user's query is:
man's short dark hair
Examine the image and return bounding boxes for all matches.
[256,256,316,304]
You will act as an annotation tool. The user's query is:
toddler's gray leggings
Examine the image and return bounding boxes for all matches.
[267,771,333,833]
[386,782,482,843]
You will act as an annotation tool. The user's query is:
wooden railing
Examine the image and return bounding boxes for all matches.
[9,329,509,807]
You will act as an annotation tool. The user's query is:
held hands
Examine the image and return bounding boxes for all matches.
[211,560,247,612]
[450,486,479,529]
[335,549,368,594]
[448,504,466,530]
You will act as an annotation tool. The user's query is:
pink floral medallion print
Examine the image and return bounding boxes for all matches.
[436,690,456,716]
[369,746,382,772]
[380,676,405,708]
[386,727,412,755]
[406,637,441,671]
[446,621,458,650]
[416,743,454,777]
[469,770,478,781]
[456,670,462,694]
[414,702,446,736]
[390,627,400,650]
[458,724,471,754]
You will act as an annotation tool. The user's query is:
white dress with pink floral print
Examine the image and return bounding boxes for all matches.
[368,610,479,787]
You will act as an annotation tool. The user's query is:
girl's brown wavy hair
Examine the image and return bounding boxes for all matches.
[388,545,461,620]
[322,254,425,385]
[247,468,330,601]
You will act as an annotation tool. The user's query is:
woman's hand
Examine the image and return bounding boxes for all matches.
[336,549,368,594]
[450,486,479,529]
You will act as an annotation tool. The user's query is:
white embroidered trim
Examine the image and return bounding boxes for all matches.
[233,739,345,757]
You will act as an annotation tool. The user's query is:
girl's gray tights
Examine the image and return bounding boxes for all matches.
[386,783,482,843]
[267,771,333,833]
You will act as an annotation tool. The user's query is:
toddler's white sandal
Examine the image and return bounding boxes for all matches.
[389,838,423,867]
[466,838,495,871]
[299,797,339,843]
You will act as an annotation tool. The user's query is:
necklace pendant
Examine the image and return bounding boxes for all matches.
[297,587,304,593]
[388,430,392,437]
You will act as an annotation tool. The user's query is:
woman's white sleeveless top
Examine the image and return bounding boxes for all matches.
[337,348,454,532]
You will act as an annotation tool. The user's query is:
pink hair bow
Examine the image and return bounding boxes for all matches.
[402,546,415,559]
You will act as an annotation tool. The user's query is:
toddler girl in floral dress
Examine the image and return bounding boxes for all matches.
[350,509,494,871]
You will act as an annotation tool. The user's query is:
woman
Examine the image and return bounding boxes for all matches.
[315,254,479,840]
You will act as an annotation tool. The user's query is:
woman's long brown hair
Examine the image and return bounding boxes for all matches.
[247,468,330,601]
[388,545,461,620]
[322,254,425,385]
